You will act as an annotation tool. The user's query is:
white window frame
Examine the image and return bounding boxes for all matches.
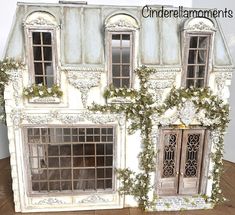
[105,13,139,89]
[24,12,59,86]
[181,18,215,88]
[108,31,134,88]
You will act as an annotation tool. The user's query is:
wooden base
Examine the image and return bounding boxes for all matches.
[0,157,235,214]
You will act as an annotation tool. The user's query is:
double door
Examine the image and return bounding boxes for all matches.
[157,129,206,195]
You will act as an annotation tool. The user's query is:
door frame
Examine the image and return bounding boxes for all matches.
[156,126,212,196]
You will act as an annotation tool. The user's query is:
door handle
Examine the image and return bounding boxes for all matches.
[176,171,179,175]
[180,172,184,175]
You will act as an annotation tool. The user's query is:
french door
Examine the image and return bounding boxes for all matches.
[157,129,206,195]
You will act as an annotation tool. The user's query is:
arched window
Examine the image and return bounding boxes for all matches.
[24,11,59,87]
[105,14,139,88]
[182,18,215,88]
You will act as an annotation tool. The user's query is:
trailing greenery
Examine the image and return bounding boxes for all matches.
[23,83,63,99]
[90,66,230,210]
[0,58,24,121]
[90,66,157,210]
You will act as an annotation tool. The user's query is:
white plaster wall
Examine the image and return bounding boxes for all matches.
[192,0,235,163]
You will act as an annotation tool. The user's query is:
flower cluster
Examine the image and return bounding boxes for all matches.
[90,66,230,210]
[23,84,63,99]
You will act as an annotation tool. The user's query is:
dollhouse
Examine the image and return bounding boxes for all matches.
[3,1,234,212]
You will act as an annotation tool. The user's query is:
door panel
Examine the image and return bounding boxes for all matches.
[157,130,182,195]
[178,129,205,195]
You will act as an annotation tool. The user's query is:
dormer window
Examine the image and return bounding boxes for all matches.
[24,12,59,87]
[182,18,215,88]
[110,32,133,88]
[32,31,55,87]
[105,14,139,88]
[186,34,210,88]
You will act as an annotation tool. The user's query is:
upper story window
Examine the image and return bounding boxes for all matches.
[186,34,210,88]
[111,32,133,88]
[182,18,215,88]
[32,31,54,87]
[24,12,59,87]
[105,14,139,88]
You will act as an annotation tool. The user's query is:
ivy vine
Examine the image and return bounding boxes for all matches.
[23,84,63,99]
[0,58,24,122]
[90,66,230,210]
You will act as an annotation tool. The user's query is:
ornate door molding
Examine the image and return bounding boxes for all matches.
[157,128,206,196]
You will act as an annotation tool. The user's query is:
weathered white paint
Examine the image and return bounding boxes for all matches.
[1,1,234,213]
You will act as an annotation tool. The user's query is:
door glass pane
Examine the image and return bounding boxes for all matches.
[184,133,201,177]
[162,133,177,178]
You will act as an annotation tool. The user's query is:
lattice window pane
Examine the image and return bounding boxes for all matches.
[184,134,201,177]
[32,31,54,87]
[111,33,132,88]
[185,35,210,88]
[27,127,114,193]
[162,133,177,178]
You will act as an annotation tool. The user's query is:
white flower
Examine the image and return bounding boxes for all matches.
[24,91,29,95]
[29,88,33,93]
[47,88,52,93]
[38,91,44,96]
[182,98,186,102]
[38,83,43,87]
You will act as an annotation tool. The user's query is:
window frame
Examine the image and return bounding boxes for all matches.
[24,125,117,196]
[27,28,58,87]
[182,32,212,88]
[108,31,134,88]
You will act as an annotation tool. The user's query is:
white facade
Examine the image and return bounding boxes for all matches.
[3,2,234,212]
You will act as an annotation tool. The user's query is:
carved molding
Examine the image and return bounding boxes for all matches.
[77,195,112,204]
[66,71,102,108]
[148,80,175,90]
[106,19,139,31]
[8,69,23,106]
[51,110,85,124]
[179,100,197,126]
[213,67,234,73]
[151,100,219,127]
[33,198,66,205]
[186,21,216,32]
[28,97,61,104]
[215,72,233,98]
[10,109,125,129]
[149,68,181,78]
[61,66,104,72]
[155,196,212,211]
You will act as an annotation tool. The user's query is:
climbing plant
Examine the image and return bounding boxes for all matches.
[90,66,229,210]
[0,58,24,122]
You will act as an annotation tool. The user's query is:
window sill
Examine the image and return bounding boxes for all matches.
[28,97,61,104]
